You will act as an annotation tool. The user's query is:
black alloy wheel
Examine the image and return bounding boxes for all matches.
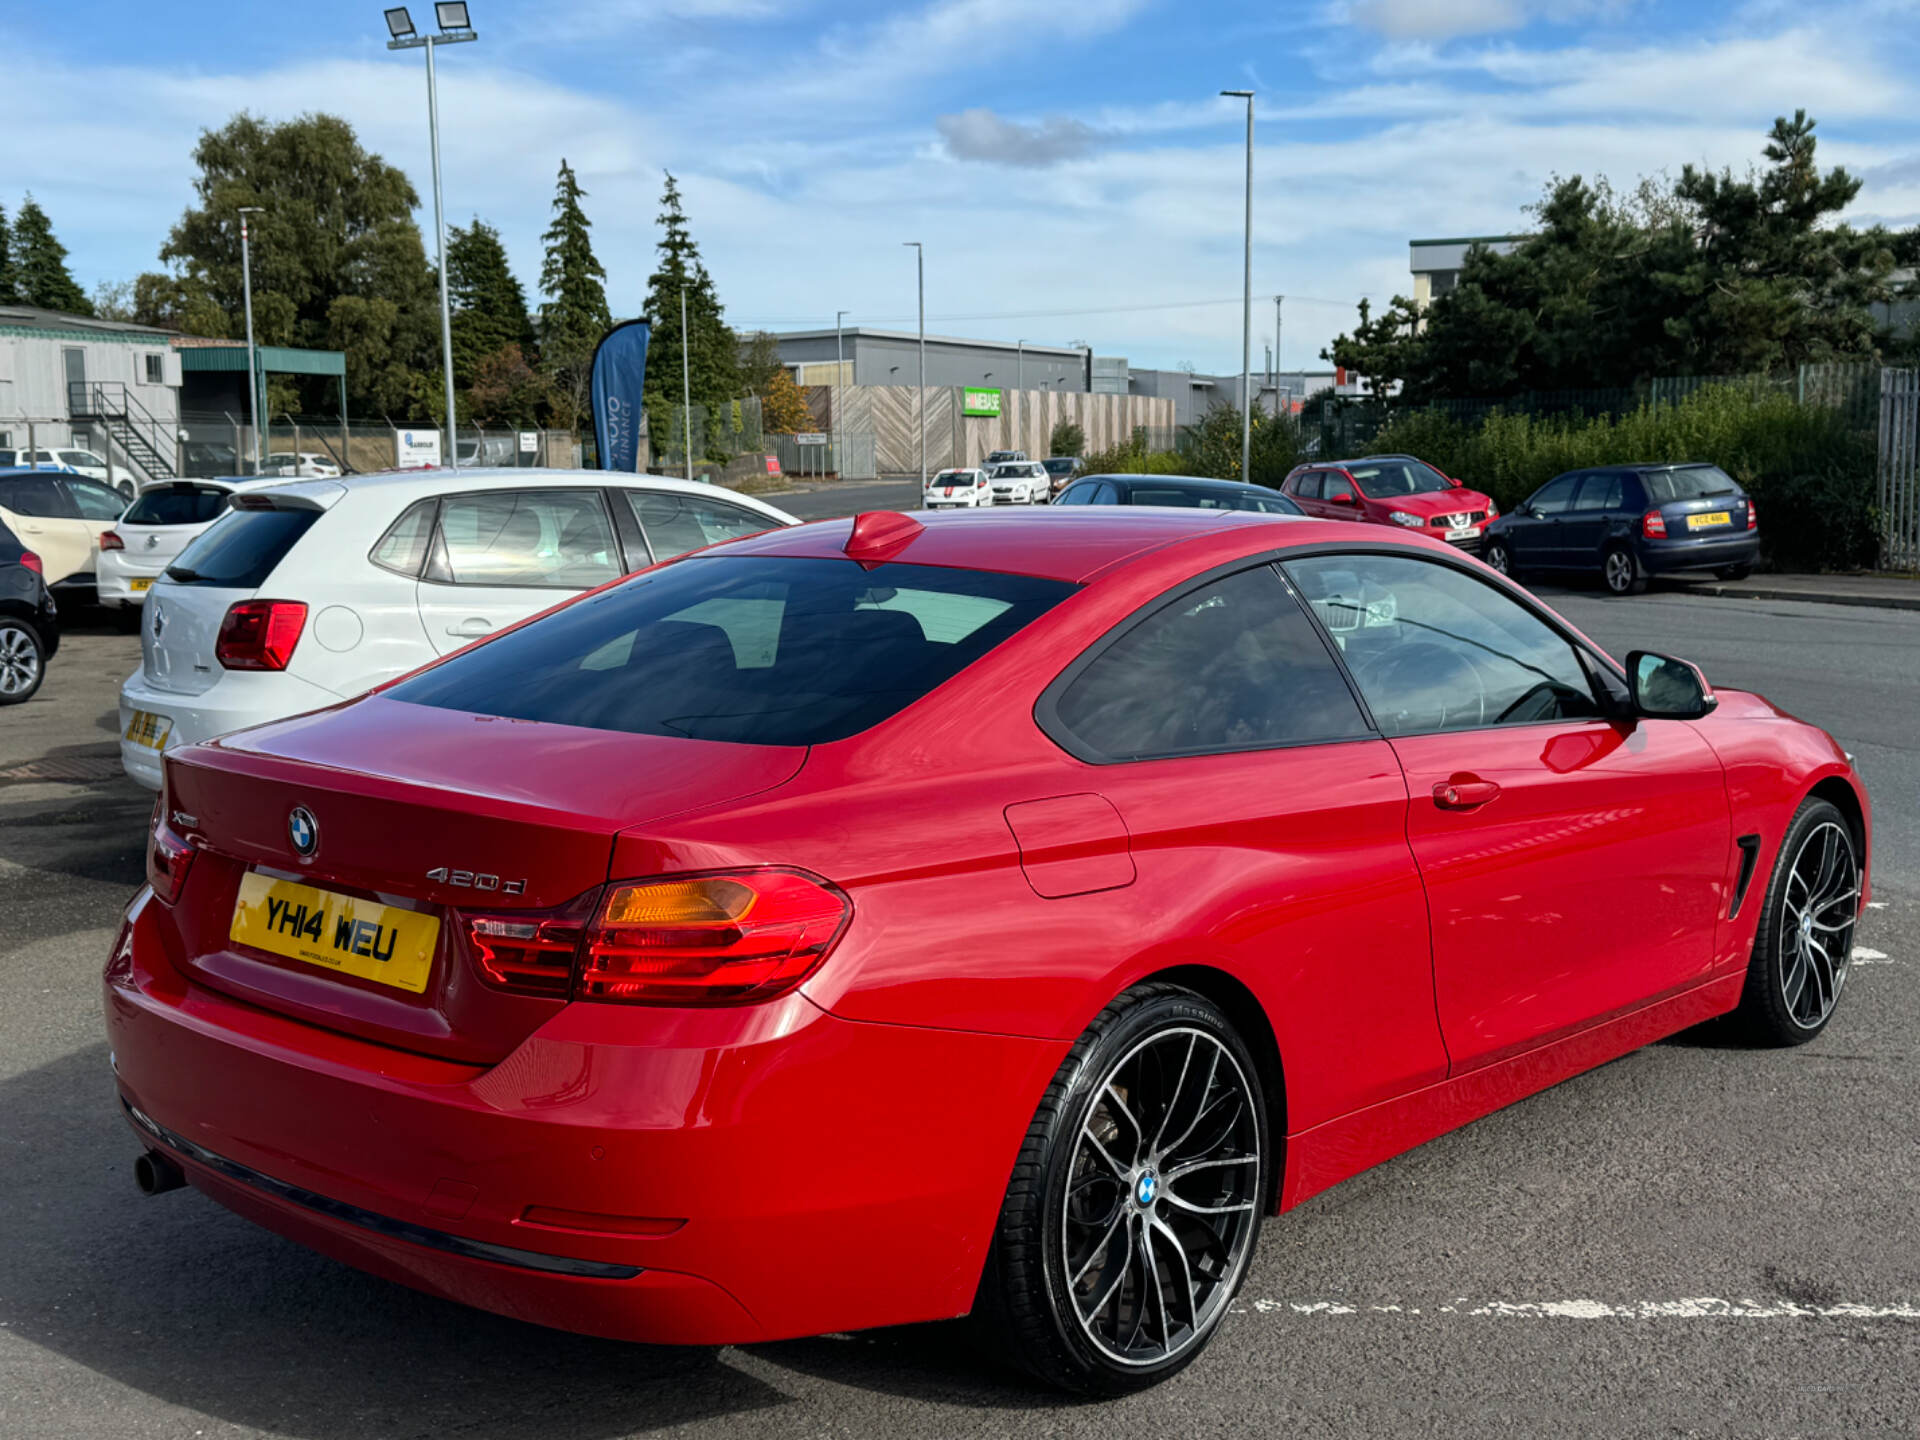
[977,984,1269,1395]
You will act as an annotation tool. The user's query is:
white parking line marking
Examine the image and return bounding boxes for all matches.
[1867,902,1888,909]
[1851,946,1893,965]
[1240,1298,1920,1320]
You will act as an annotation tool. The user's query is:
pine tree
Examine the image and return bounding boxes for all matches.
[0,203,18,304]
[641,172,739,456]
[537,159,610,427]
[448,216,535,389]
[14,195,91,315]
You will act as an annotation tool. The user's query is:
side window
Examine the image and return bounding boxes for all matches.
[65,478,127,520]
[370,498,437,577]
[1090,481,1120,504]
[145,354,165,384]
[1285,553,1601,736]
[1054,483,1094,505]
[1050,565,1371,761]
[1528,475,1579,515]
[1323,471,1355,502]
[1573,473,1623,511]
[625,491,774,561]
[431,490,621,588]
[0,475,74,518]
[1294,472,1323,499]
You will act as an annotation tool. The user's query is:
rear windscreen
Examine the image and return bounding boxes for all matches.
[166,508,320,588]
[125,487,231,527]
[389,555,1078,745]
[1642,465,1740,503]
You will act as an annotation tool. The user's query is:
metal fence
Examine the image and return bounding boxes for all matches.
[1879,369,1920,571]
[177,413,579,478]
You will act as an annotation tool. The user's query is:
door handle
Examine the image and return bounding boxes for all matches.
[1433,779,1501,810]
[447,619,492,638]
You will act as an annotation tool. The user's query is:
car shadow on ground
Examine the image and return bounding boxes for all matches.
[0,1044,1058,1438]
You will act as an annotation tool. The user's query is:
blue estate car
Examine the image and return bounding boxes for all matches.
[1482,463,1759,596]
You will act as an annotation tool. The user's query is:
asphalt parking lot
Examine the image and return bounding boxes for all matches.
[2,504,1915,1437]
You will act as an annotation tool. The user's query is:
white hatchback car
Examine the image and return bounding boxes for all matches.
[923,468,992,508]
[97,479,278,610]
[263,451,343,478]
[0,447,137,499]
[988,462,1048,505]
[118,469,799,788]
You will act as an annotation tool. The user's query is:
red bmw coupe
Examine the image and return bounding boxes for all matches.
[105,506,1869,1394]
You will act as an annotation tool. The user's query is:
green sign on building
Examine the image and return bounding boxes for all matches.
[962,387,1003,417]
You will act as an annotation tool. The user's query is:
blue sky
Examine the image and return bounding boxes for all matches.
[5,0,1920,375]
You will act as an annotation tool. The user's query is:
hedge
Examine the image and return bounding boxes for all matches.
[1369,385,1878,572]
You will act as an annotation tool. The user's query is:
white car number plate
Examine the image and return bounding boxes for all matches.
[1446,524,1481,541]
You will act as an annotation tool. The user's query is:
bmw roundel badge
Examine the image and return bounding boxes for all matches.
[288,806,319,858]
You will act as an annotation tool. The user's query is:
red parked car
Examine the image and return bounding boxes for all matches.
[106,506,1869,1394]
[1281,453,1498,553]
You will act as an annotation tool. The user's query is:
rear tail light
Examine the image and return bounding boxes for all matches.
[1642,510,1667,539]
[99,530,125,551]
[216,600,308,671]
[147,808,196,904]
[464,870,852,1006]
[1747,501,1758,531]
[19,550,42,576]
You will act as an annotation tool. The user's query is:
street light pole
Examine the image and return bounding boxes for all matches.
[1221,89,1255,481]
[1275,294,1284,415]
[237,206,264,473]
[387,6,476,468]
[835,309,847,477]
[904,242,924,485]
[680,285,693,482]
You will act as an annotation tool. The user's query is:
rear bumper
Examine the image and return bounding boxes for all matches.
[118,667,340,790]
[1638,531,1760,574]
[104,888,1065,1344]
[96,553,167,609]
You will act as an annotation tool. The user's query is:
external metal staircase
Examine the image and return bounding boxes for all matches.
[68,381,176,486]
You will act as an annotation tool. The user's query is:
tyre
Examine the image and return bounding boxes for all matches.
[1717,564,1753,581]
[1732,798,1861,1046]
[976,983,1270,1395]
[0,618,46,704]
[1484,539,1516,578]
[1602,543,1645,596]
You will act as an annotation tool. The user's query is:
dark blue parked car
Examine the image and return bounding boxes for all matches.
[1482,463,1759,596]
[1053,473,1302,514]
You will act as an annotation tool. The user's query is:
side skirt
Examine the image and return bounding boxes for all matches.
[1279,975,1744,1212]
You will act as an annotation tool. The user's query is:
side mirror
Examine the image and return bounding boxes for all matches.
[1627,650,1716,719]
[1330,491,1356,506]
[1447,476,1463,487]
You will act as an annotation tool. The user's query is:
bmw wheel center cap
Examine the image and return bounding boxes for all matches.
[288,806,319,857]
[1135,1171,1158,1208]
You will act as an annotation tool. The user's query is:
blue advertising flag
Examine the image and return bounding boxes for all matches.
[589,319,651,471]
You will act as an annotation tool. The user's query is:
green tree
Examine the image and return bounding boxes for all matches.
[738,329,783,398]
[1324,112,1905,402]
[13,195,91,314]
[641,172,739,457]
[448,217,534,390]
[138,112,435,413]
[0,203,17,304]
[1048,418,1086,457]
[536,158,611,429]
[90,279,137,322]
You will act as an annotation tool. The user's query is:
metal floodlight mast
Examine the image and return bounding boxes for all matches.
[681,285,693,482]
[1222,89,1254,482]
[904,242,925,485]
[386,5,477,467]
[237,206,265,472]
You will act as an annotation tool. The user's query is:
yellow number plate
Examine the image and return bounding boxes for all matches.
[230,872,440,993]
[124,710,171,750]
[129,577,154,592]
[1687,511,1732,530]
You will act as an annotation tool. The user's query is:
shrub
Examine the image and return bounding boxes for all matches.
[1369,384,1878,571]
[1049,419,1086,458]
